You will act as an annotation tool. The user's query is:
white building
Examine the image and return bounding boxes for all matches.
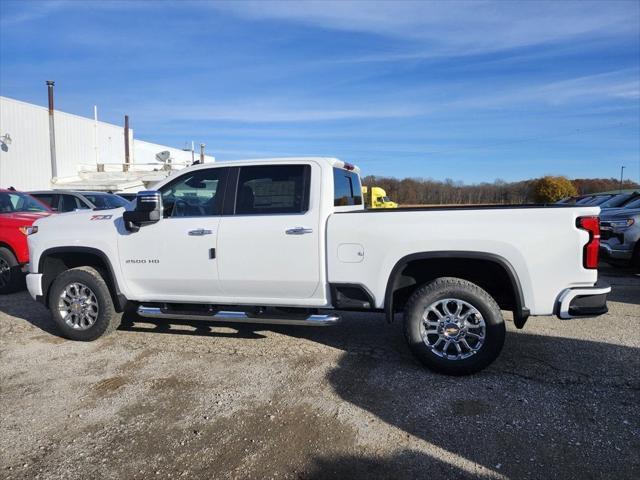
[0,96,214,192]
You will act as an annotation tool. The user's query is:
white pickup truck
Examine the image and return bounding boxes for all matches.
[26,158,610,374]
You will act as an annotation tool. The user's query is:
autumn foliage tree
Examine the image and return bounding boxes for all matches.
[360,174,637,206]
[533,176,578,203]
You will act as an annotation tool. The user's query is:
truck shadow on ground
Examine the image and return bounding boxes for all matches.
[319,332,639,479]
[301,450,481,480]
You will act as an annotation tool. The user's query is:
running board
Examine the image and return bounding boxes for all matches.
[136,306,340,327]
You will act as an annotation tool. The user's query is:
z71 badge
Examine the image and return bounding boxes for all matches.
[90,214,113,221]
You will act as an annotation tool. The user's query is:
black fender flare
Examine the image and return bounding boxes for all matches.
[38,246,127,311]
[384,251,530,328]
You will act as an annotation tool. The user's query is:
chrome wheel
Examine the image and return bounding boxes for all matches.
[421,298,486,360]
[0,257,10,288]
[58,282,99,330]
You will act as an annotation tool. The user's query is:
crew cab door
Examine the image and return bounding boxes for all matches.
[217,164,321,300]
[117,167,228,301]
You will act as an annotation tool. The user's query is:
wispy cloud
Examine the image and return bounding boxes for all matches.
[211,0,639,56]
[134,100,426,123]
[0,0,69,26]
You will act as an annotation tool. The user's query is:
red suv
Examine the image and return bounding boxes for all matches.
[0,189,52,293]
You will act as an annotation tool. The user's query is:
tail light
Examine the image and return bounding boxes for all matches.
[577,216,599,269]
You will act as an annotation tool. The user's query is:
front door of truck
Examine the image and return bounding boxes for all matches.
[117,167,228,301]
[217,164,322,301]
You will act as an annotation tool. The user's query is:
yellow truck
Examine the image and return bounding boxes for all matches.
[362,186,398,209]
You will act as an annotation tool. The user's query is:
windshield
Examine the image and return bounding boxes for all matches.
[575,196,595,205]
[600,193,635,208]
[585,195,613,206]
[623,197,640,209]
[382,196,390,202]
[0,191,49,214]
[83,193,129,209]
[0,192,49,213]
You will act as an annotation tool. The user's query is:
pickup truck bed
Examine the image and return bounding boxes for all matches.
[328,204,600,320]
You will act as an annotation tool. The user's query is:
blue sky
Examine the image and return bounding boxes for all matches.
[1,0,639,183]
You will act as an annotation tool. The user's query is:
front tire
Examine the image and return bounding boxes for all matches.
[48,266,122,341]
[0,247,24,294]
[403,277,505,375]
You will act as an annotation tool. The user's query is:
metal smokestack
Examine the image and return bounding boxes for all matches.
[46,81,58,178]
[124,115,130,172]
[200,143,205,163]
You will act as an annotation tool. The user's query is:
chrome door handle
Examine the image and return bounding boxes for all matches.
[285,227,313,235]
[188,229,213,236]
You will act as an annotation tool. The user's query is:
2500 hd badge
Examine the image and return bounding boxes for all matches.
[125,259,160,264]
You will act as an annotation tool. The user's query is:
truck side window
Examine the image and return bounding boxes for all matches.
[160,168,224,218]
[32,194,58,211]
[60,195,85,212]
[333,168,362,206]
[235,165,310,215]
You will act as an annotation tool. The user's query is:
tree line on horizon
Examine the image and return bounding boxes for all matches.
[361,175,640,205]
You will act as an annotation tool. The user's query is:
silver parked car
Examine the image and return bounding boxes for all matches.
[28,190,130,213]
[600,206,640,269]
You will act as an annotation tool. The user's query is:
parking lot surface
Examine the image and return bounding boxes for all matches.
[1,266,638,480]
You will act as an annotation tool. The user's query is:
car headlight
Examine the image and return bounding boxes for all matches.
[608,218,635,230]
[18,226,38,235]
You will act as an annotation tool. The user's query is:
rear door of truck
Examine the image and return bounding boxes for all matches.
[217,163,322,300]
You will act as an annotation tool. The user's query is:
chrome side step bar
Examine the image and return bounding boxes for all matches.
[136,306,340,327]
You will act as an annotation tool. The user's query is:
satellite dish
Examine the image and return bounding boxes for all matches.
[155,150,171,163]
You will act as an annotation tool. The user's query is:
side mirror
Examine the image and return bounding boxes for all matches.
[123,191,162,232]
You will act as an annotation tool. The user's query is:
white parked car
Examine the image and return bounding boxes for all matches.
[25,158,610,374]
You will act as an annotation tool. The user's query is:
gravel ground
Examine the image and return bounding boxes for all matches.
[1,266,638,480]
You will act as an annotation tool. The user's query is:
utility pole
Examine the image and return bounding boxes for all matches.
[124,115,130,172]
[46,81,57,179]
[93,105,100,165]
[619,165,625,191]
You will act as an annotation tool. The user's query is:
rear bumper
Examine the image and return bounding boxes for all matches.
[556,281,611,319]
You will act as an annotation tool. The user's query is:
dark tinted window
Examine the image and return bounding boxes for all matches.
[333,168,362,206]
[160,168,225,217]
[117,193,137,202]
[0,192,50,213]
[235,165,310,215]
[83,193,129,210]
[32,194,58,210]
[60,195,85,212]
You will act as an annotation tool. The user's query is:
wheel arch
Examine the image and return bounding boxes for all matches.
[0,242,18,258]
[38,246,127,311]
[384,251,530,328]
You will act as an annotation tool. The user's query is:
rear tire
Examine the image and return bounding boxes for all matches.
[403,277,505,375]
[48,266,122,341]
[0,247,24,294]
